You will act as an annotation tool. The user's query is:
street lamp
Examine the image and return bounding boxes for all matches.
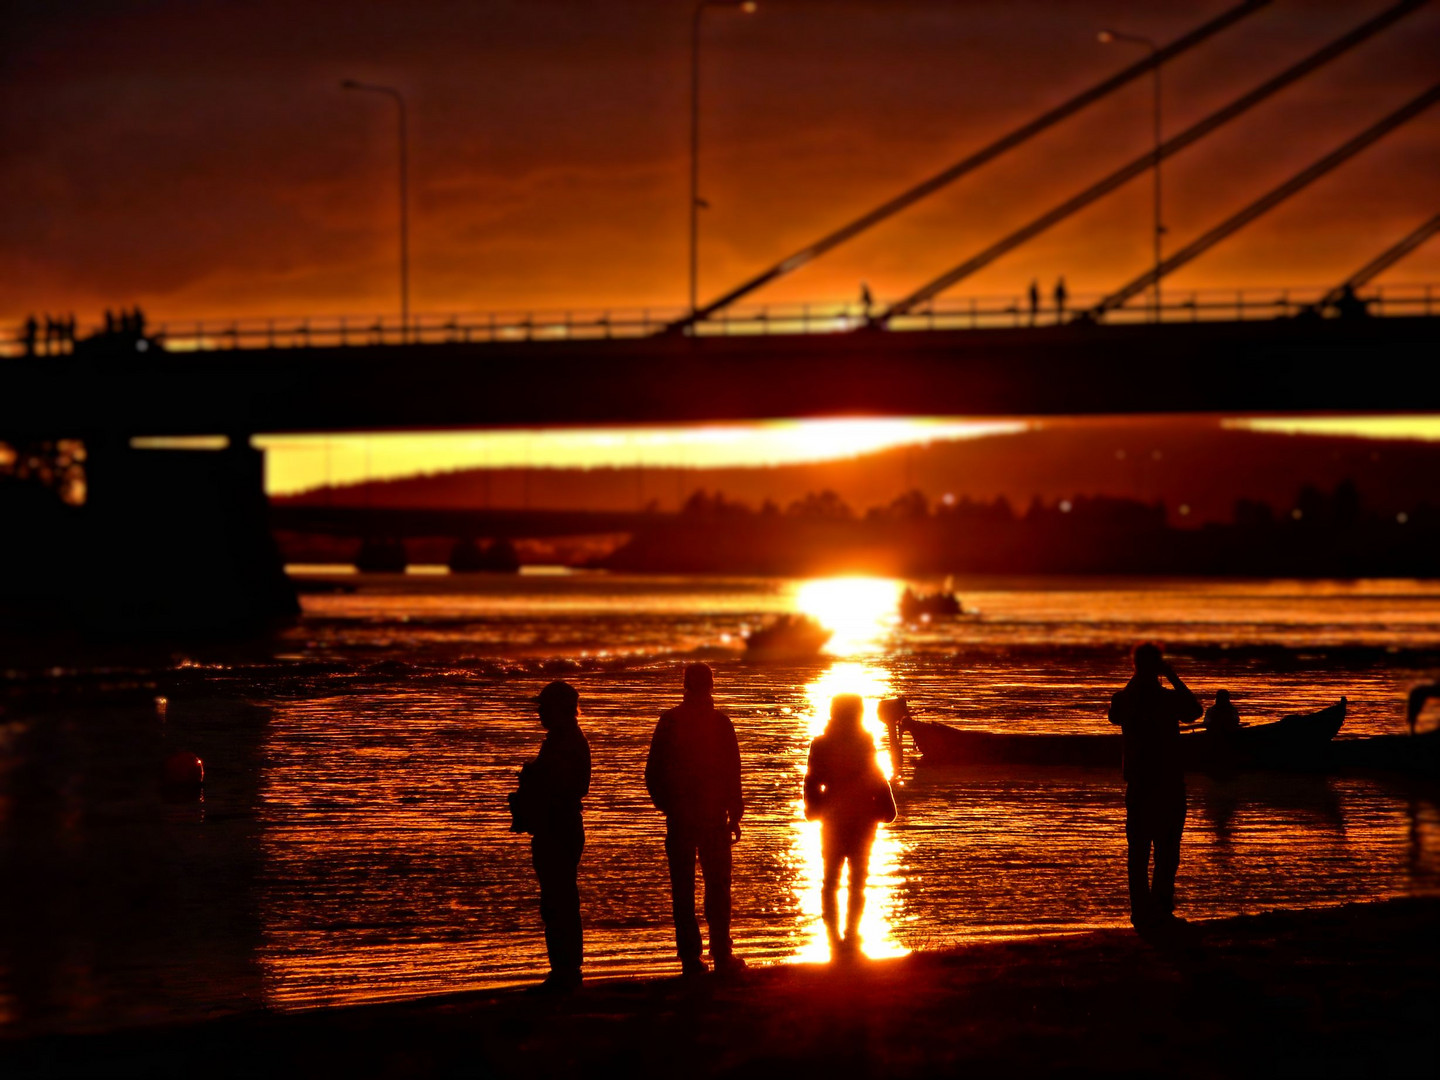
[690,0,757,324]
[342,79,410,342]
[1099,29,1163,323]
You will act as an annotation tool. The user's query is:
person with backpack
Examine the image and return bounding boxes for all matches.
[509,680,591,992]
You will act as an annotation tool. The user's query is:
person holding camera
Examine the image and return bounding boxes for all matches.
[509,680,591,992]
[1108,644,1202,932]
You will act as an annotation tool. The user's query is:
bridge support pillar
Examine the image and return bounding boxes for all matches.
[79,435,298,634]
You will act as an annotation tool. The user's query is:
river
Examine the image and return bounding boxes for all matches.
[2,572,1438,1034]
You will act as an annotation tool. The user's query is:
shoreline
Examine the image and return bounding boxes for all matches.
[6,896,1438,1078]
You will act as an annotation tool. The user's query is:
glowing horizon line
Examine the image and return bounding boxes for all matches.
[253,418,1029,497]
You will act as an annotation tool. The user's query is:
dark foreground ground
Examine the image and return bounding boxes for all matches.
[5,897,1438,1079]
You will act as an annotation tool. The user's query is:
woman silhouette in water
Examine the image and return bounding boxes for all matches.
[804,694,897,957]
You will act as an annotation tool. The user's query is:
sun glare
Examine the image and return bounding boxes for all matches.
[793,576,903,656]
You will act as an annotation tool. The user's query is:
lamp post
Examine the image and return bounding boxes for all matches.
[690,1,757,325]
[1098,29,1163,323]
[342,79,409,342]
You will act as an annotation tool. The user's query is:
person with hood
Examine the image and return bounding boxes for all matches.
[509,680,591,992]
[805,694,897,956]
[645,663,745,978]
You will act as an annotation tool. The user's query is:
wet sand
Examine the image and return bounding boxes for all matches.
[5,896,1437,1078]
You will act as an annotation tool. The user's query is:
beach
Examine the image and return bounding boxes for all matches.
[5,896,1436,1078]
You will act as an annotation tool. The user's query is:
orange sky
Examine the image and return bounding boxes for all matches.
[5,1,1439,331]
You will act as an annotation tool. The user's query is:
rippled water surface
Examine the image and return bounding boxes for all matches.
[4,573,1440,1034]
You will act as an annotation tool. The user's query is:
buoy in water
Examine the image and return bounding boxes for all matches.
[161,750,204,793]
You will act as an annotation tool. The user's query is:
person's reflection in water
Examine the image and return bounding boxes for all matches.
[1109,643,1202,934]
[805,694,897,958]
[645,662,746,979]
[508,680,591,993]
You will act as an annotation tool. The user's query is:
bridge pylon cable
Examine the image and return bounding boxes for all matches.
[875,0,1429,325]
[1320,212,1440,307]
[1090,82,1440,319]
[662,0,1272,335]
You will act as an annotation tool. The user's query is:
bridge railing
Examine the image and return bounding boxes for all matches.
[3,283,1434,357]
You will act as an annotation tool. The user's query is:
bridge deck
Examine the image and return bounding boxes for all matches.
[5,316,1439,437]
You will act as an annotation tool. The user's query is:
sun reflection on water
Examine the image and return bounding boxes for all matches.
[789,659,910,962]
[792,576,903,656]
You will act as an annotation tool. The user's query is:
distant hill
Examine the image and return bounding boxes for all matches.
[276,420,1440,526]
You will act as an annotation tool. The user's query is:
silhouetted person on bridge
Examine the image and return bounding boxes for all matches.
[860,281,874,319]
[1108,643,1202,932]
[646,662,745,978]
[1029,280,1040,326]
[509,680,591,993]
[1334,283,1370,320]
[21,315,37,356]
[805,694,897,957]
[1054,277,1068,324]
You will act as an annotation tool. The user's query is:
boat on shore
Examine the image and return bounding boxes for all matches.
[743,613,831,663]
[902,699,1347,772]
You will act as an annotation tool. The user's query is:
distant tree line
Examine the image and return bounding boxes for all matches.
[603,480,1440,577]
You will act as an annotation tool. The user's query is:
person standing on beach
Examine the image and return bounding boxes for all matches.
[805,694,897,956]
[509,680,591,992]
[645,662,746,978]
[1108,644,1202,931]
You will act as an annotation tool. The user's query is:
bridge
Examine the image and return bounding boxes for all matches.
[4,0,1438,632]
[4,304,1440,438]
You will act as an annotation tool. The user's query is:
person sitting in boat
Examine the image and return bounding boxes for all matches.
[804,694,897,957]
[1204,690,1242,735]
